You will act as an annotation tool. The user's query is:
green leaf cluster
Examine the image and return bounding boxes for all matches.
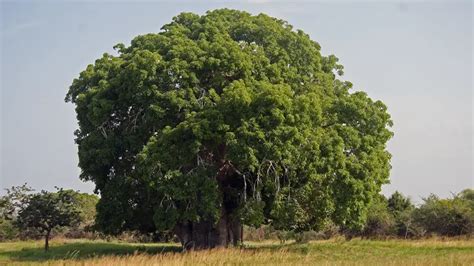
[16,189,81,234]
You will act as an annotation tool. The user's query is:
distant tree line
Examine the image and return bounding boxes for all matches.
[244,189,474,242]
[363,189,474,238]
[1,185,473,249]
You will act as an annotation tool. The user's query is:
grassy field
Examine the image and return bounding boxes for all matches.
[0,238,473,265]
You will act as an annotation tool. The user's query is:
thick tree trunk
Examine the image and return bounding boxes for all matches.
[173,151,245,250]
[174,210,242,250]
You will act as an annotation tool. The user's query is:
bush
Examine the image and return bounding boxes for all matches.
[361,195,395,239]
[0,219,18,241]
[276,230,294,244]
[63,226,97,239]
[320,222,340,240]
[243,225,280,242]
[413,194,474,236]
[62,191,100,239]
[387,191,416,238]
[294,230,326,243]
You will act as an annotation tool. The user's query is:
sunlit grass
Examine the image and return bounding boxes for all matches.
[1,238,473,265]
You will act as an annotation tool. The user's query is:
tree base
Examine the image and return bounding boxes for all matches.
[174,213,242,250]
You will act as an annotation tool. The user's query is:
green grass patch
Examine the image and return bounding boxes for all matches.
[0,240,180,262]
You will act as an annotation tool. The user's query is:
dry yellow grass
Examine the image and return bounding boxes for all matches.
[1,238,473,265]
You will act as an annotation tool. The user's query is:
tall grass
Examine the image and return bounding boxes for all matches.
[1,238,473,265]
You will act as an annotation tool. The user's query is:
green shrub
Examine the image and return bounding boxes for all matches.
[0,219,18,241]
[361,195,395,238]
[413,193,474,236]
[294,230,326,243]
[388,191,416,238]
[320,221,340,239]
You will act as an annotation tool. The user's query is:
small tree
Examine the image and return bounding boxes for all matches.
[0,184,33,220]
[388,191,414,238]
[16,189,81,251]
[0,184,33,241]
[388,191,413,214]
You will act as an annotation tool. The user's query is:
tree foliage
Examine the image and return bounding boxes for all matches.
[16,189,81,251]
[388,191,415,237]
[388,191,413,214]
[0,184,33,241]
[0,184,33,221]
[66,9,393,248]
[361,194,395,238]
[71,191,99,226]
[413,192,474,236]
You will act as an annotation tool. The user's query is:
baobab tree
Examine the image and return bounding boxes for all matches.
[66,9,393,249]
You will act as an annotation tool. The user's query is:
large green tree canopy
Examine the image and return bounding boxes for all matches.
[66,9,392,248]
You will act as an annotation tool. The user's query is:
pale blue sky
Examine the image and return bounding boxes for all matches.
[1,1,472,202]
